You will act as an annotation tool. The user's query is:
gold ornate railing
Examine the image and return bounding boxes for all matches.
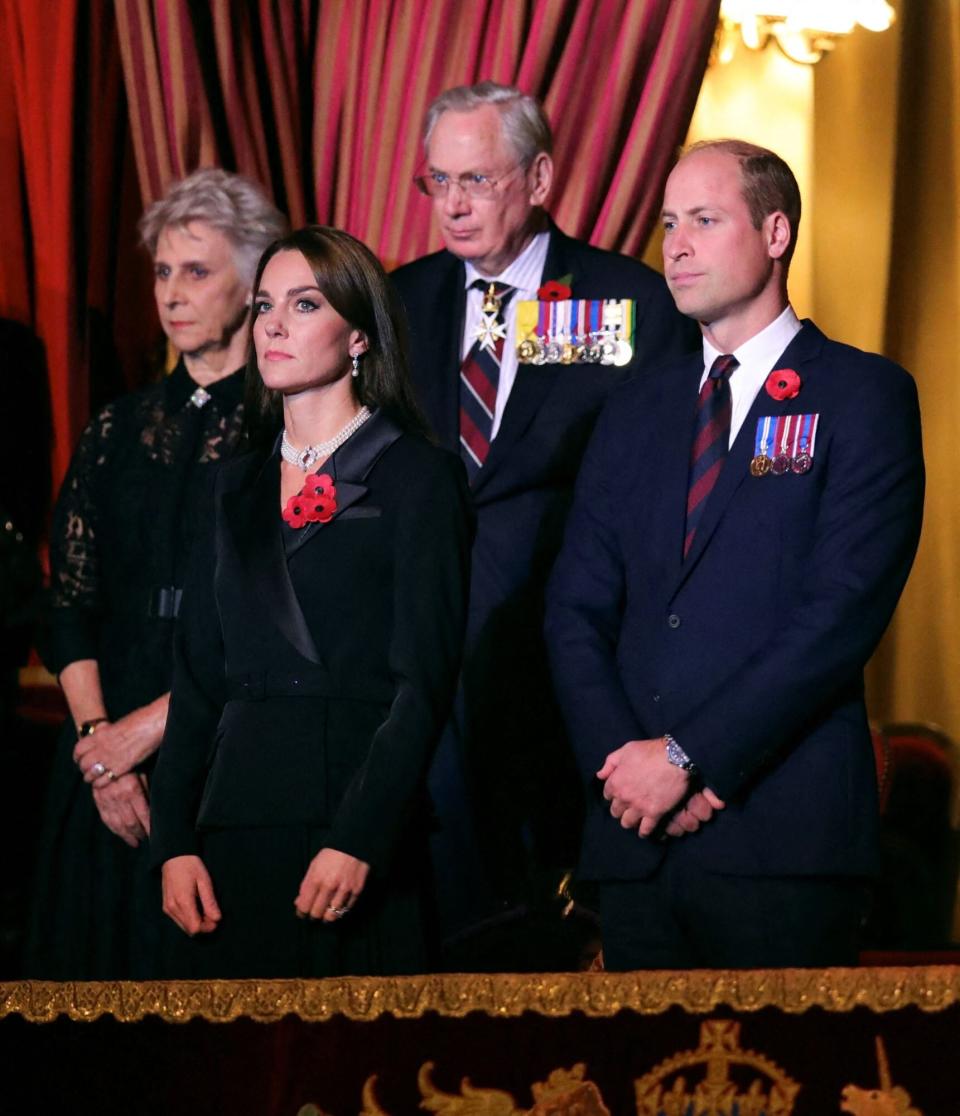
[3,965,959,1023]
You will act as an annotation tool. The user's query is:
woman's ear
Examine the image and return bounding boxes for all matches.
[350,330,369,356]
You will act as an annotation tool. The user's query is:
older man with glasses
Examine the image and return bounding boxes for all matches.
[392,81,696,970]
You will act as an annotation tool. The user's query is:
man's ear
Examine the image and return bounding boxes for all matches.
[528,152,554,208]
[765,211,792,261]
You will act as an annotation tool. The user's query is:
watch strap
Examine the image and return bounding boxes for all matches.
[78,717,108,738]
[664,733,699,777]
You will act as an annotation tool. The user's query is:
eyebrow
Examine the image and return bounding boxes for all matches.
[660,205,722,219]
[427,165,491,176]
[255,284,323,298]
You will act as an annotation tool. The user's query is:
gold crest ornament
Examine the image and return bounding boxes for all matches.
[634,1019,800,1116]
[481,283,503,315]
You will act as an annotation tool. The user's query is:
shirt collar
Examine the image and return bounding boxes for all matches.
[702,304,802,374]
[164,356,246,412]
[463,229,551,295]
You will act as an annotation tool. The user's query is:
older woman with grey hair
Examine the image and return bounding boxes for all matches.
[26,169,286,979]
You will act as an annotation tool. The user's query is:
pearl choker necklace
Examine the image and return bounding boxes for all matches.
[281,406,372,471]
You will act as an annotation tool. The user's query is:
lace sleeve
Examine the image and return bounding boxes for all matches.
[43,402,117,674]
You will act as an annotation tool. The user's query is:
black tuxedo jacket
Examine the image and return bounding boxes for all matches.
[546,322,925,881]
[392,224,698,887]
[150,413,473,875]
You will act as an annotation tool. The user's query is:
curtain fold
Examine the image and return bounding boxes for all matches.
[0,2,31,325]
[866,0,960,746]
[1,0,149,490]
[114,0,720,268]
[3,0,86,489]
[4,0,719,496]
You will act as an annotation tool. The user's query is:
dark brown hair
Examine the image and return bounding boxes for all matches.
[683,139,802,269]
[243,226,430,448]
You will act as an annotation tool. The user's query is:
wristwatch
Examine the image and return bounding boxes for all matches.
[664,733,699,778]
[78,717,108,738]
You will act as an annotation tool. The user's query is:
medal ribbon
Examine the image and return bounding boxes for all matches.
[754,415,773,458]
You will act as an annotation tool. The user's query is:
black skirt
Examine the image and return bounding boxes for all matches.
[163,825,431,979]
[24,722,175,980]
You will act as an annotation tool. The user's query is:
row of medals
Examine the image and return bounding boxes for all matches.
[513,290,633,367]
[517,331,633,367]
[750,445,812,477]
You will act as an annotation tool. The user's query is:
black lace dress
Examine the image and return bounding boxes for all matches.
[25,360,245,979]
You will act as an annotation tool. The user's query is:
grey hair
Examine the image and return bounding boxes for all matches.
[138,168,287,286]
[423,81,553,166]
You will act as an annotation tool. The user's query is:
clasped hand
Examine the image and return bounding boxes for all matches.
[73,708,163,788]
[161,847,370,936]
[598,738,725,838]
[92,773,151,847]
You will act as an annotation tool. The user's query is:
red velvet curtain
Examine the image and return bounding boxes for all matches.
[2,0,718,495]
[0,0,147,490]
[115,0,720,266]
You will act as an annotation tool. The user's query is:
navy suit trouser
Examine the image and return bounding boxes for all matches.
[598,840,872,970]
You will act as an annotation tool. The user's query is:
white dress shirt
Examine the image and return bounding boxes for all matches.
[701,305,803,448]
[463,231,551,438]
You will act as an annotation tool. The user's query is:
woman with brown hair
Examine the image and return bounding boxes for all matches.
[151,227,472,977]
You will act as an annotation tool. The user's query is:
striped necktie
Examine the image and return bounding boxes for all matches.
[459,280,514,481]
[684,353,738,557]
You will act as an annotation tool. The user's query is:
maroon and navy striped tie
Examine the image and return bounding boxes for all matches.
[684,353,738,557]
[459,281,514,481]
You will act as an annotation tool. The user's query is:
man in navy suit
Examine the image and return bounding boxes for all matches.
[392,82,696,965]
[545,140,924,969]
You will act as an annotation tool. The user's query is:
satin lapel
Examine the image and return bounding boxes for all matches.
[222,452,322,664]
[282,411,404,559]
[472,228,566,494]
[669,322,825,596]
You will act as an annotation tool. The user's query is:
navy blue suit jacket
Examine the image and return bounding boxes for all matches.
[392,225,698,888]
[546,321,924,881]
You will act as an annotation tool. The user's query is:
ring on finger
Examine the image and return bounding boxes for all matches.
[106,769,117,781]
[90,761,106,779]
[327,905,349,918]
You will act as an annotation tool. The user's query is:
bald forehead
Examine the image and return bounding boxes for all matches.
[663,150,748,213]
[427,104,512,161]
[671,149,744,188]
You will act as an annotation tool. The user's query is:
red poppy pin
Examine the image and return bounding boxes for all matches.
[282,472,337,528]
[765,368,801,401]
[538,278,573,301]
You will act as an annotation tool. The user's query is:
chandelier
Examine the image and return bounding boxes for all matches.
[717,1,896,65]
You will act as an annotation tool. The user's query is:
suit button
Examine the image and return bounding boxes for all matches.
[652,692,661,702]
[667,613,681,629]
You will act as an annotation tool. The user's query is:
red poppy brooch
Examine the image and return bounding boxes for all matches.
[537,277,573,301]
[282,472,337,529]
[765,368,801,401]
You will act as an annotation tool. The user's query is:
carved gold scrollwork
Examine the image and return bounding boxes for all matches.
[3,968,960,1023]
